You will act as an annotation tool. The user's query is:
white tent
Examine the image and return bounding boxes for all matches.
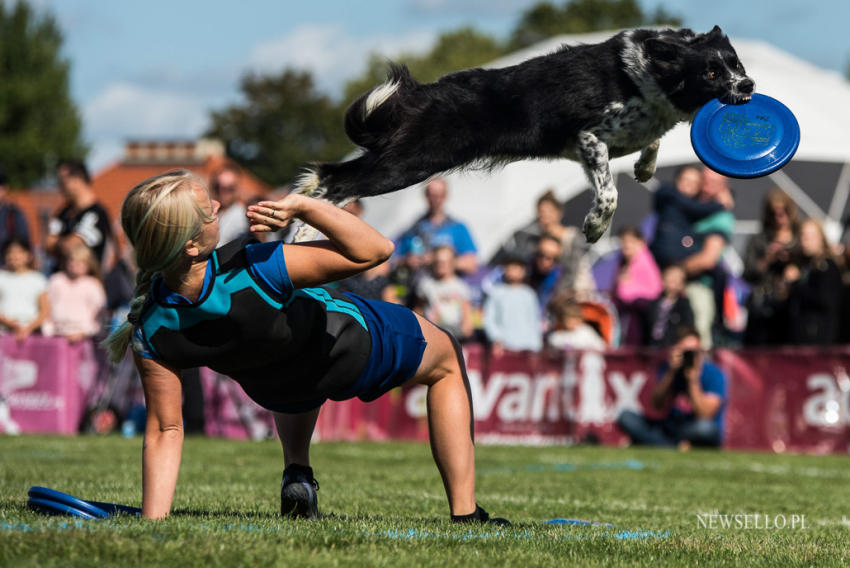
[359,30,850,262]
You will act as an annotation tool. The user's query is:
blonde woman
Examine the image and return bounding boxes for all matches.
[105,170,507,525]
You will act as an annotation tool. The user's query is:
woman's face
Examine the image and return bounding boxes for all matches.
[620,233,642,261]
[537,201,561,229]
[191,186,221,257]
[770,200,791,230]
[800,221,823,257]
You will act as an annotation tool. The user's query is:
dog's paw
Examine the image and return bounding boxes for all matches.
[582,210,614,243]
[634,164,655,183]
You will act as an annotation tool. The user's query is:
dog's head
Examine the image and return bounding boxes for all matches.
[643,26,754,113]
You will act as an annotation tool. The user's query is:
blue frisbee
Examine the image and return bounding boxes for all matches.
[27,486,140,519]
[691,93,800,179]
[27,497,104,519]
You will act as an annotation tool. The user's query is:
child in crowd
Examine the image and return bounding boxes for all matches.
[644,264,695,347]
[483,255,542,356]
[0,238,49,341]
[546,298,606,350]
[414,245,473,340]
[44,244,106,342]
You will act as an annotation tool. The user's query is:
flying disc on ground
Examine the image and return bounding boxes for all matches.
[691,93,800,179]
[27,486,140,519]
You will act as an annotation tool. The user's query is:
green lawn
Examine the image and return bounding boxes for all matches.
[1,435,848,567]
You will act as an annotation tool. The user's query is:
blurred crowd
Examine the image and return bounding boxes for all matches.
[351,167,850,353]
[1,158,849,436]
[3,159,850,356]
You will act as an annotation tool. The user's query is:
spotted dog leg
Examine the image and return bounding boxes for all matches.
[577,131,618,243]
[634,139,660,183]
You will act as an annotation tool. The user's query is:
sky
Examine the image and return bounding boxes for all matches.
[22,0,850,172]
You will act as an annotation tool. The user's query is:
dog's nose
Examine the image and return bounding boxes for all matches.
[738,78,755,93]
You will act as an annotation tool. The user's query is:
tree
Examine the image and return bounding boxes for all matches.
[0,1,85,188]
[207,70,350,187]
[509,0,682,50]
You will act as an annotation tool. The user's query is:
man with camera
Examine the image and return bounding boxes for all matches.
[616,324,726,448]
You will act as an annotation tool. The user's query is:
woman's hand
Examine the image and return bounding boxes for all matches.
[247,194,308,232]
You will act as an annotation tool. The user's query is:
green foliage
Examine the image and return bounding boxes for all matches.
[509,0,683,50]
[2,437,849,566]
[206,70,351,187]
[0,1,85,188]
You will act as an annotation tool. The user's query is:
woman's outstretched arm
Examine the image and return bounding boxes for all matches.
[135,354,185,519]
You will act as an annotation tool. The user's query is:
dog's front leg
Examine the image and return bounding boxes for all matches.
[577,131,618,243]
[634,139,660,183]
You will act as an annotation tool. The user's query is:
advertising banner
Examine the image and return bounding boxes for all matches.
[0,335,95,434]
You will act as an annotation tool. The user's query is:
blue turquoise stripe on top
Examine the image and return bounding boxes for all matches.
[286,288,368,331]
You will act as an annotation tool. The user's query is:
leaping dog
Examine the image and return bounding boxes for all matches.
[293,26,753,242]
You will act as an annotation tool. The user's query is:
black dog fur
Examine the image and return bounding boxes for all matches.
[294,26,754,242]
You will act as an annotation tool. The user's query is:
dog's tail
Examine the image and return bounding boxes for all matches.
[344,62,418,150]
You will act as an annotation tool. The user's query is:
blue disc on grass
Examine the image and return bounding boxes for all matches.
[690,93,800,179]
[27,497,103,519]
[28,486,110,519]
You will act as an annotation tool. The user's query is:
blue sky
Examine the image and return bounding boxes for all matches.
[26,0,850,171]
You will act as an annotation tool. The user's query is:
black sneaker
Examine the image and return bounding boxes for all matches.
[280,464,320,519]
[451,504,510,526]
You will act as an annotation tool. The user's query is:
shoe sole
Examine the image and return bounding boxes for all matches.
[281,482,319,520]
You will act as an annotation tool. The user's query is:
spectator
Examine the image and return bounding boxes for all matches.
[496,189,595,296]
[617,324,726,449]
[414,245,474,341]
[649,165,725,269]
[47,159,113,269]
[546,298,606,350]
[390,236,427,308]
[644,264,695,347]
[0,238,48,341]
[210,164,249,245]
[0,165,31,254]
[681,168,736,347]
[396,178,478,275]
[44,244,106,342]
[482,255,542,356]
[742,188,801,345]
[528,234,563,312]
[784,219,841,345]
[610,226,662,345]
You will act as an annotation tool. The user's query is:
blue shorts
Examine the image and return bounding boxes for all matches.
[333,293,427,402]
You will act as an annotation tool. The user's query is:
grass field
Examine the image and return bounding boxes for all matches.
[1,435,848,567]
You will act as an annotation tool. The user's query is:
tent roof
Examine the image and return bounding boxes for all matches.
[361,30,850,261]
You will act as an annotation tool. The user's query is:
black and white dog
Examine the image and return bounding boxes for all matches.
[294,26,754,242]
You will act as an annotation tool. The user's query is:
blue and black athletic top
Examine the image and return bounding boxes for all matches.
[132,237,373,412]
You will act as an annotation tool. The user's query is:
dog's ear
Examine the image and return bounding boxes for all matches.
[644,37,685,64]
[708,25,724,38]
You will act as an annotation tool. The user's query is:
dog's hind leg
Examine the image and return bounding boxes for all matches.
[577,131,618,243]
[634,139,660,183]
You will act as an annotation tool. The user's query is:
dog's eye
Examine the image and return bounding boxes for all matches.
[706,70,717,80]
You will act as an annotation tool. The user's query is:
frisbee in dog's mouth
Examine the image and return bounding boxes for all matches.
[691,93,800,179]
